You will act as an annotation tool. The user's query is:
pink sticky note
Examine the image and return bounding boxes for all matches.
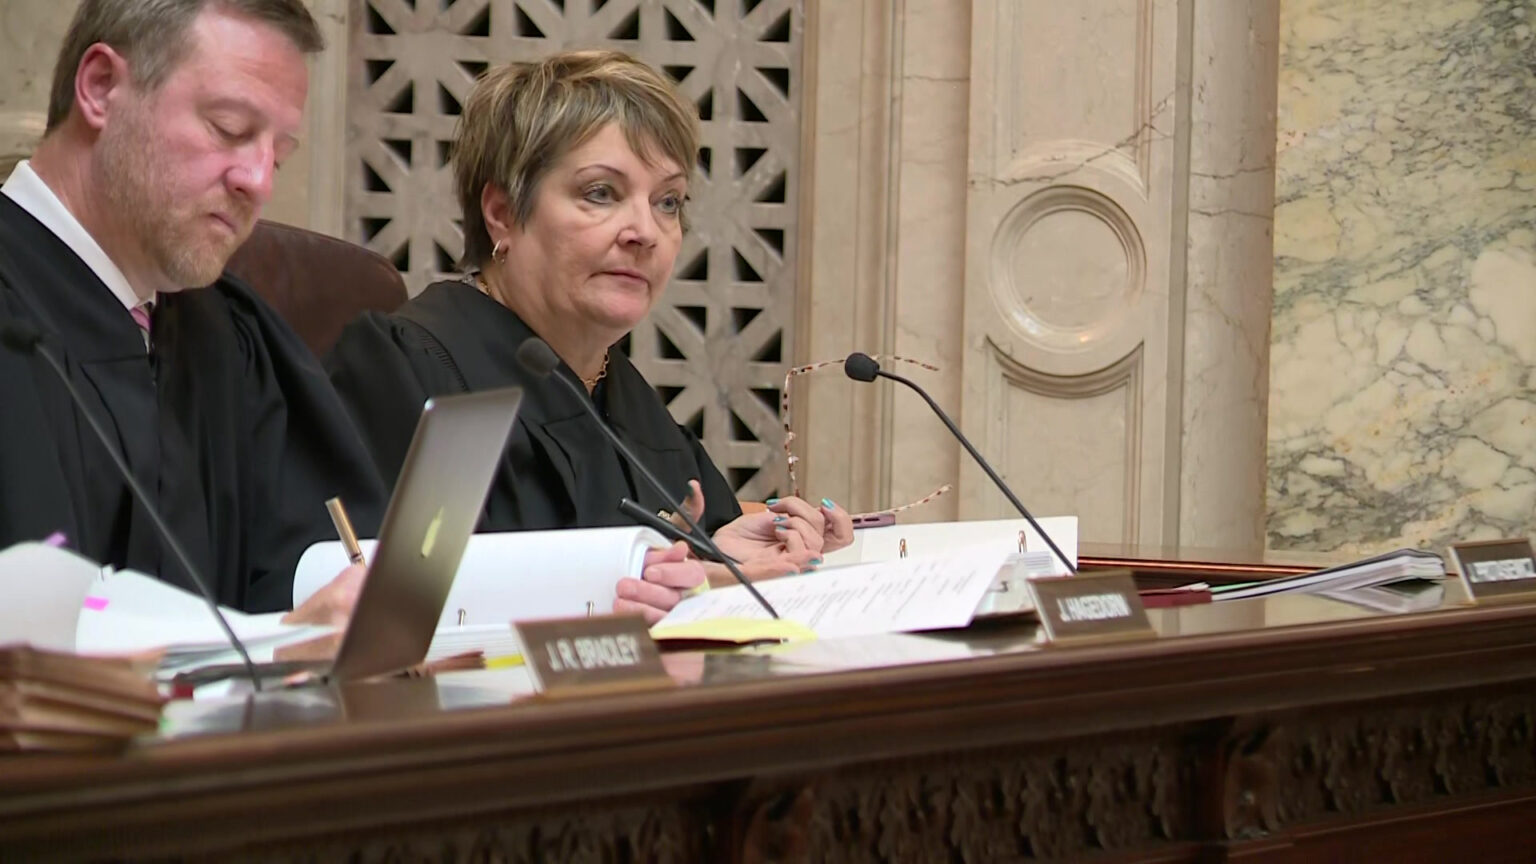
[82,596,109,611]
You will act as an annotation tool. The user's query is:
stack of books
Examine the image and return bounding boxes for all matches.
[1,644,164,753]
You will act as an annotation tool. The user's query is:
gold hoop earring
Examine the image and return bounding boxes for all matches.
[491,239,509,263]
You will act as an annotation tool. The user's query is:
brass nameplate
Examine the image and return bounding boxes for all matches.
[514,615,674,698]
[1028,570,1155,645]
[1448,539,1536,605]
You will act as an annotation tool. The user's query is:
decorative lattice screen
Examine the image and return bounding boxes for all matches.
[346,0,801,500]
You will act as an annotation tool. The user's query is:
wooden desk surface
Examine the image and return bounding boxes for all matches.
[3,555,1533,862]
[1080,542,1361,584]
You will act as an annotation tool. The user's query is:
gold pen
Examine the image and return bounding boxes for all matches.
[325,497,367,566]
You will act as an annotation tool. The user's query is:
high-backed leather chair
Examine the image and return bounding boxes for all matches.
[225,220,407,357]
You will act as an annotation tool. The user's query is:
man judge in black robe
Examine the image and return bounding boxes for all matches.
[0,0,383,619]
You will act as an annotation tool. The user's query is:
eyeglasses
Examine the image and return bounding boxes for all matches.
[781,355,952,520]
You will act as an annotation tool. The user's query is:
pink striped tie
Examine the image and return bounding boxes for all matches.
[130,303,152,348]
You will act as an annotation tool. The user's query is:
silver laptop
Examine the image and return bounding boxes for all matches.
[327,387,521,682]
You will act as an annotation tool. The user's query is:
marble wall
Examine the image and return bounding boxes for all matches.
[1269,0,1536,553]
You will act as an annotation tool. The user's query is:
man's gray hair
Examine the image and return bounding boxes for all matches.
[45,0,323,133]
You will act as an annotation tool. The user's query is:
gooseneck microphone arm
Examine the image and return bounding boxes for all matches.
[515,338,780,619]
[0,320,263,688]
[844,352,1079,576]
[617,497,742,566]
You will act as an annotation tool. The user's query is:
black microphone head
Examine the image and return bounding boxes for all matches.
[844,352,880,383]
[515,337,560,379]
[0,319,42,353]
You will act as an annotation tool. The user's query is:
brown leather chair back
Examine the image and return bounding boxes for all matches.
[225,220,407,357]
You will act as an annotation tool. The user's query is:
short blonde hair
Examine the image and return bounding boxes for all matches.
[454,50,700,269]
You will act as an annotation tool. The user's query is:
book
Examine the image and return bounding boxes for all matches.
[0,644,164,753]
[1211,549,1446,602]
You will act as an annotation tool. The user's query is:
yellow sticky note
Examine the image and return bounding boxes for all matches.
[650,617,817,646]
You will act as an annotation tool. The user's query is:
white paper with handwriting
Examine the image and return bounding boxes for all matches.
[656,546,1010,639]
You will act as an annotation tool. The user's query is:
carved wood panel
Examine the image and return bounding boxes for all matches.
[1222,689,1536,840]
[146,687,1536,862]
[346,0,802,499]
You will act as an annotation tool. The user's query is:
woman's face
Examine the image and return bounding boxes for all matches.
[499,122,688,338]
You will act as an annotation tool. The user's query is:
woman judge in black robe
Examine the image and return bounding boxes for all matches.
[328,51,853,623]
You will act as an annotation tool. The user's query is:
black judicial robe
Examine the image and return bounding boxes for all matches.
[0,195,387,612]
[326,280,742,536]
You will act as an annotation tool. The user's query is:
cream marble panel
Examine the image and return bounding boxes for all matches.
[1268,0,1536,553]
[999,0,1145,173]
[983,343,1141,543]
[962,0,1179,546]
[0,0,77,175]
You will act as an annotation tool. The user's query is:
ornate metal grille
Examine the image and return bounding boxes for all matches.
[346,0,801,501]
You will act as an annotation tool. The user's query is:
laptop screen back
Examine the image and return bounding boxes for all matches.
[329,387,521,681]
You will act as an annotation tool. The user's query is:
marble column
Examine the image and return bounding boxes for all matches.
[795,0,968,520]
[1179,1,1280,548]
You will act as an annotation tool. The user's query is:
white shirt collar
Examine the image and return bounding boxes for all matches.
[1,160,149,313]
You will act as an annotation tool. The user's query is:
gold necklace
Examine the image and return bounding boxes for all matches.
[473,271,608,390]
[582,353,609,390]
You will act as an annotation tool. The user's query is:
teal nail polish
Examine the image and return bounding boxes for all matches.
[773,515,787,523]
[766,497,780,505]
[821,498,835,509]
[811,557,823,565]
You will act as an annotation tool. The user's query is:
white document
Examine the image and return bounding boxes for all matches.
[656,546,1011,639]
[0,542,101,651]
[822,516,1078,575]
[76,569,328,664]
[0,542,324,661]
[293,526,669,628]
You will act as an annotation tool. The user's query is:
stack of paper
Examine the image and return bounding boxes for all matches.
[0,644,164,753]
[1211,549,1446,602]
[1318,579,1446,614]
[76,569,333,679]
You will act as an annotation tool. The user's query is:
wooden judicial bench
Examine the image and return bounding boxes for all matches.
[2,548,1535,862]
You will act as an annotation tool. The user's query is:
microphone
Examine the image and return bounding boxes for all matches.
[0,318,263,687]
[515,338,780,618]
[843,352,1079,576]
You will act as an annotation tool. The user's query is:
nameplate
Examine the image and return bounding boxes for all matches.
[1448,539,1536,605]
[513,615,674,698]
[1027,570,1155,645]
